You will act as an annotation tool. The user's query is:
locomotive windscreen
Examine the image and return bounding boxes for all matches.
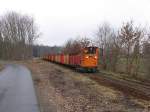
[86,47,96,54]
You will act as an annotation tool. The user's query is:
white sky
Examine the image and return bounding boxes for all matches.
[0,0,150,46]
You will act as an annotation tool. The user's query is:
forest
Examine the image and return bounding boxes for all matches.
[0,12,149,80]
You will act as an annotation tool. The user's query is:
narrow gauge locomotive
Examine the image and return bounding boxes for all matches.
[43,46,99,72]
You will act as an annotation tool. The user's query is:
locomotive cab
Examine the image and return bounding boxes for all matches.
[81,46,98,72]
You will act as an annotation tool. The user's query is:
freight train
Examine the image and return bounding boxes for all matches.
[43,46,99,72]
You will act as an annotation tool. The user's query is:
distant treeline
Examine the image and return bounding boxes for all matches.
[33,45,62,57]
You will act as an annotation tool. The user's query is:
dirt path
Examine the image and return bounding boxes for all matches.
[23,59,150,112]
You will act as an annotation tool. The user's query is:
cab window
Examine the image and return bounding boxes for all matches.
[84,47,96,54]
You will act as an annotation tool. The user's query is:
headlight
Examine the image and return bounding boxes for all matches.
[94,56,97,59]
[85,56,89,59]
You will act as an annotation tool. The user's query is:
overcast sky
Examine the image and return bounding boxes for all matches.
[0,0,150,46]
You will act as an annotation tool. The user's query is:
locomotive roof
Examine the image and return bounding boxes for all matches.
[85,46,98,48]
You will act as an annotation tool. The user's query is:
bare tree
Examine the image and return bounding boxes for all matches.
[110,34,121,72]
[63,38,74,54]
[80,37,91,48]
[95,23,120,71]
[0,11,39,60]
[119,21,143,75]
[143,35,150,78]
[0,21,3,58]
[63,37,91,54]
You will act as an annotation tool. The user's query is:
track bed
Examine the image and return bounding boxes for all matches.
[85,72,150,101]
[18,59,150,112]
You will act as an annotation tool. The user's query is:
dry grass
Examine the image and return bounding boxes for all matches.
[100,70,149,84]
[0,65,3,71]
[19,59,150,112]
[0,60,6,71]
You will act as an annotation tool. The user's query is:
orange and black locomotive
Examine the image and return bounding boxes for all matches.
[43,46,99,72]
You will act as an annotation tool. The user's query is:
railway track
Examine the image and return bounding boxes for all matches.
[47,61,150,100]
[84,72,150,100]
